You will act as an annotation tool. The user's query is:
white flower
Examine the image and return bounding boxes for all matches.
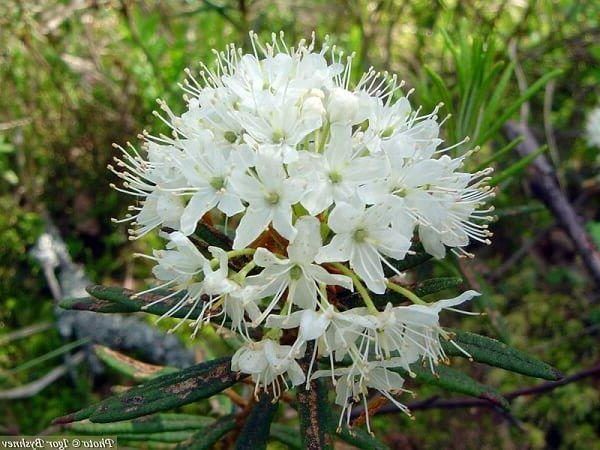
[229,153,304,249]
[313,359,410,433]
[109,33,496,425]
[150,231,206,288]
[266,305,371,383]
[358,93,412,153]
[316,202,411,293]
[248,216,352,322]
[585,106,600,148]
[290,125,385,214]
[326,87,360,124]
[222,284,262,336]
[186,246,261,337]
[134,190,185,238]
[240,93,323,163]
[178,137,253,235]
[389,290,480,370]
[231,339,306,398]
[135,232,207,329]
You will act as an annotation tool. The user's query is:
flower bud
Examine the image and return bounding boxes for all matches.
[326,87,359,124]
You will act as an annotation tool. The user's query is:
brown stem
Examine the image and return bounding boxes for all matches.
[352,362,600,418]
[504,121,600,291]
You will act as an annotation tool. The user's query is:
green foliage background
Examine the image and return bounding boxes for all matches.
[1,1,600,448]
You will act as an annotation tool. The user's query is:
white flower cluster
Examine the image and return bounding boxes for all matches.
[585,106,600,148]
[111,32,493,431]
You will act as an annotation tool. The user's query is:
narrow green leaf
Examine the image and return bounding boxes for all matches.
[484,61,516,123]
[84,285,199,319]
[94,345,178,381]
[54,358,246,424]
[175,415,236,450]
[195,222,233,250]
[423,65,453,115]
[494,202,546,218]
[442,330,563,380]
[488,145,548,187]
[336,427,390,450]
[394,365,508,409]
[414,277,463,297]
[474,136,524,172]
[270,424,302,449]
[235,392,278,450]
[59,296,136,314]
[8,337,90,374]
[67,414,214,434]
[476,69,562,145]
[386,246,432,274]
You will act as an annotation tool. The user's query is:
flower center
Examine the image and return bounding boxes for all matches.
[289,265,303,280]
[272,129,286,143]
[224,131,237,143]
[382,126,395,138]
[265,191,280,205]
[210,177,225,190]
[328,171,343,184]
[393,187,406,197]
[353,228,368,242]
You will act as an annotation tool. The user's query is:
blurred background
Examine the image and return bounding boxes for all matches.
[1,1,600,449]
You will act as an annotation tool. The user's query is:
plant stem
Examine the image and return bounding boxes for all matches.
[210,248,255,269]
[331,263,378,314]
[236,261,256,280]
[386,281,427,305]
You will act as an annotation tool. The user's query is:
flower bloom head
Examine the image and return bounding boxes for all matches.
[110,32,494,430]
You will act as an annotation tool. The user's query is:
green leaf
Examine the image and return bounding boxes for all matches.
[474,136,524,172]
[8,337,90,374]
[67,414,214,435]
[414,277,463,297]
[484,62,516,130]
[442,330,563,380]
[59,296,136,314]
[54,358,246,424]
[586,221,600,248]
[386,246,432,274]
[423,65,454,115]
[235,392,278,450]
[175,415,236,450]
[94,345,178,381]
[270,424,302,449]
[82,285,200,319]
[476,69,562,145]
[297,376,334,450]
[336,427,390,450]
[195,222,233,250]
[394,364,508,409]
[488,145,548,187]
